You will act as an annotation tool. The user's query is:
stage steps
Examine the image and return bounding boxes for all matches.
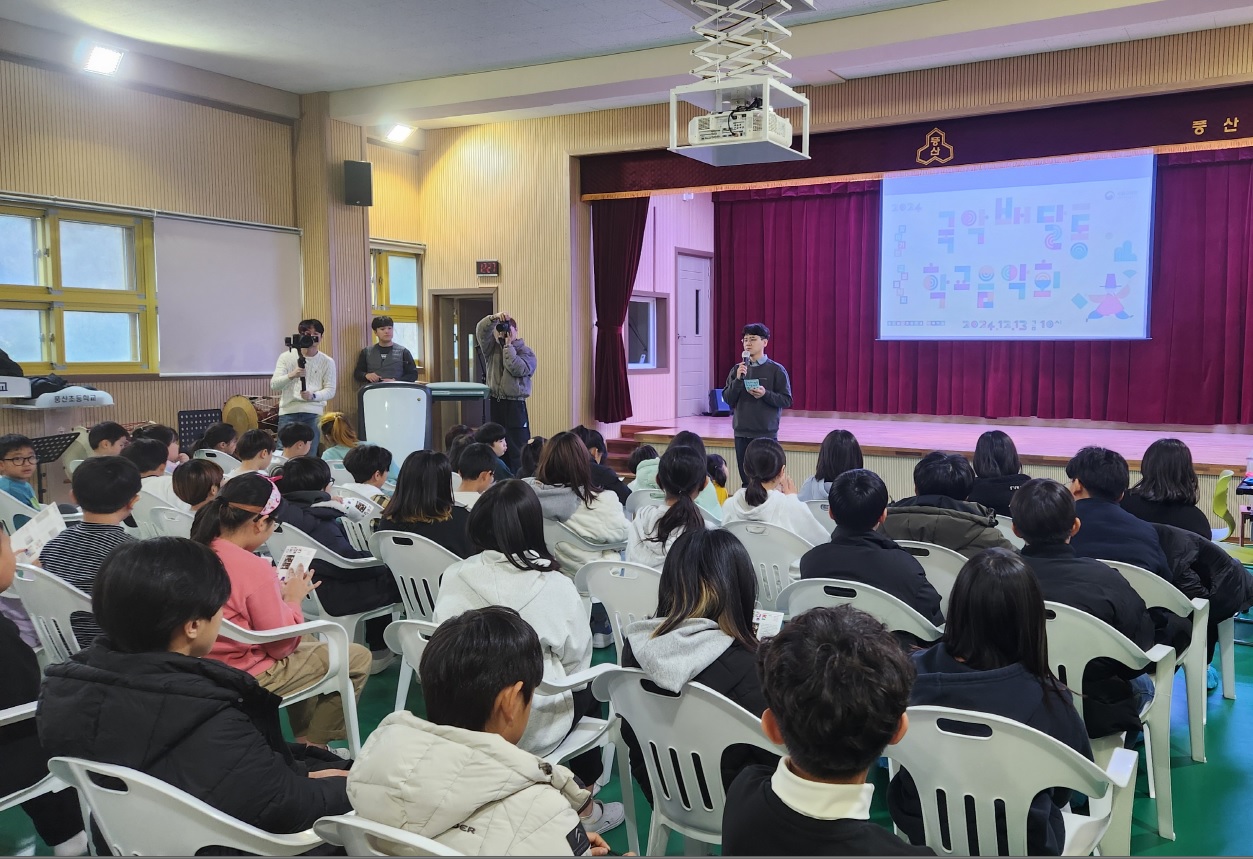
[606,424,664,476]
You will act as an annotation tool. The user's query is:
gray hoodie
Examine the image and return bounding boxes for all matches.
[623,617,733,693]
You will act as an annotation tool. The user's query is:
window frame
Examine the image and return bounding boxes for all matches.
[369,246,424,372]
[0,203,156,375]
[626,292,669,374]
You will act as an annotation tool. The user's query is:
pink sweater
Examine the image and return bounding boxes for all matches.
[208,538,303,675]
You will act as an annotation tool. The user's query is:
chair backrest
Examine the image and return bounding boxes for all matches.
[542,518,625,557]
[0,488,36,536]
[1098,559,1197,618]
[721,520,813,609]
[895,540,967,615]
[369,531,459,622]
[574,561,662,661]
[699,504,722,525]
[327,460,353,486]
[47,756,319,856]
[886,705,1115,856]
[1212,469,1236,532]
[591,667,782,845]
[336,484,385,513]
[149,506,194,539]
[65,459,84,477]
[624,489,667,520]
[11,564,89,664]
[804,499,836,535]
[130,491,170,539]
[314,813,463,856]
[995,516,1025,549]
[383,619,439,680]
[775,578,942,643]
[193,448,242,471]
[1042,601,1155,718]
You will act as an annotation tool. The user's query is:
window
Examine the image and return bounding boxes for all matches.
[370,248,424,368]
[0,204,155,374]
[627,294,668,371]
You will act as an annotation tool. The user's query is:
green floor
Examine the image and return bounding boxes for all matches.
[5,640,1253,856]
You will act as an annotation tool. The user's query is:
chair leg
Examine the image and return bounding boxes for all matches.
[610,723,641,857]
[393,660,413,713]
[1145,688,1175,840]
[1219,617,1237,701]
[1097,748,1138,857]
[646,812,669,857]
[1184,631,1207,763]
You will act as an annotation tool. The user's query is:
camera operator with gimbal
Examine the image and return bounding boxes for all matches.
[270,318,337,447]
[475,312,536,473]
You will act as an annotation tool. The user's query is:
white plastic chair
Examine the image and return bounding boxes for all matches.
[370,531,460,711]
[542,519,627,571]
[0,703,69,814]
[886,705,1138,857]
[574,561,662,664]
[265,522,397,645]
[1042,600,1177,842]
[193,448,242,471]
[996,516,1025,549]
[47,756,323,856]
[314,813,462,856]
[65,458,84,477]
[591,666,782,856]
[699,504,722,526]
[327,460,353,486]
[10,563,89,665]
[130,490,171,539]
[1099,559,1209,764]
[218,617,365,758]
[149,506,194,538]
[896,540,967,615]
[1215,615,1237,701]
[721,520,814,610]
[775,578,943,643]
[0,488,39,536]
[804,499,836,535]
[624,489,666,521]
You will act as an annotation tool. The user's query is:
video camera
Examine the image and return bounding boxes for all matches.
[494,316,514,344]
[284,330,320,392]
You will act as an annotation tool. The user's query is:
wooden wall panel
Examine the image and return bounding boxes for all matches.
[367,142,424,244]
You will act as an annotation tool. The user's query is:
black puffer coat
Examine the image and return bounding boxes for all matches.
[1155,523,1253,659]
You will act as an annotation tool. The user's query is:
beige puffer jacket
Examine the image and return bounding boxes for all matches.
[347,712,593,856]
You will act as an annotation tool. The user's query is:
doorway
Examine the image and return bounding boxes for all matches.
[432,291,496,447]
[675,252,712,418]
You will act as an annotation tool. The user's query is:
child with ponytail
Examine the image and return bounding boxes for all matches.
[720,438,829,545]
[192,473,371,747]
[626,446,711,568]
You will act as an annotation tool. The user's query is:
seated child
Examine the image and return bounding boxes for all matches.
[227,429,276,479]
[38,537,352,848]
[879,452,1014,558]
[277,421,315,457]
[123,438,192,513]
[799,469,943,626]
[0,434,39,509]
[38,456,141,647]
[721,438,830,545]
[88,421,130,456]
[572,425,630,504]
[454,442,497,509]
[706,453,729,506]
[341,444,394,506]
[378,451,474,558]
[517,436,546,480]
[193,422,238,457]
[723,605,929,857]
[625,446,711,569]
[131,423,187,474]
[797,429,863,503]
[474,422,515,480]
[626,444,658,486]
[192,473,371,747]
[172,459,224,512]
[319,411,399,481]
[630,431,722,519]
[349,606,614,855]
[530,432,628,575]
[1065,446,1172,578]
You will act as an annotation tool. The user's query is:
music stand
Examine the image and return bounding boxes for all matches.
[29,432,81,504]
[178,408,224,455]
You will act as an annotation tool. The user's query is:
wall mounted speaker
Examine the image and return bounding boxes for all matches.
[344,160,373,207]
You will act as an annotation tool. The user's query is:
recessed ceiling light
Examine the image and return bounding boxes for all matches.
[84,45,124,75]
[386,124,413,143]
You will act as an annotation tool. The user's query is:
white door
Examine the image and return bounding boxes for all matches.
[676,253,712,418]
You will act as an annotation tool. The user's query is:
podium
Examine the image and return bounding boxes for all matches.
[357,381,490,466]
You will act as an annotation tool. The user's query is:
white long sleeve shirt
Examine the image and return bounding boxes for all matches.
[270,350,336,416]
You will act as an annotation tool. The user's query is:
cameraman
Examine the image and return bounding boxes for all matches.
[270,318,337,447]
[475,312,536,473]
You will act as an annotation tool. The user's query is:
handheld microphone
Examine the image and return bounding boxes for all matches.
[741,349,750,365]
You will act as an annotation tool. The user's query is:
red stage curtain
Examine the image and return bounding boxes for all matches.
[713,151,1253,425]
[592,197,650,422]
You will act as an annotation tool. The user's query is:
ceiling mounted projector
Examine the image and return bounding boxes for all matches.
[668,0,812,167]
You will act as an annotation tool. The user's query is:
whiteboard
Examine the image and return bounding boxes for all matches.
[154,217,302,375]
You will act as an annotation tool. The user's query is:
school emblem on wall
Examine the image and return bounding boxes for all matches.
[916,128,955,166]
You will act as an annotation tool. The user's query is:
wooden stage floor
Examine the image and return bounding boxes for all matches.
[629,414,1251,476]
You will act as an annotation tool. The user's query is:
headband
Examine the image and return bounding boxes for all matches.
[227,481,282,517]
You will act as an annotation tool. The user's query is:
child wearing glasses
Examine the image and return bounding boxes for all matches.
[722,324,793,485]
[0,434,39,509]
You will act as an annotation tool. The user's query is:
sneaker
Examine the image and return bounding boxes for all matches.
[590,617,613,650]
[582,799,625,834]
[327,745,353,760]
[1208,664,1220,691]
[370,650,396,675]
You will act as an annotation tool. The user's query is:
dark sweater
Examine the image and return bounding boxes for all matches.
[1120,494,1212,540]
[968,473,1030,518]
[724,764,934,856]
[1070,497,1171,579]
[723,356,792,438]
[799,527,943,625]
[376,506,475,559]
[353,343,418,383]
[589,458,631,505]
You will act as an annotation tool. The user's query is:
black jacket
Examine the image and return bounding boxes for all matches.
[1121,494,1212,540]
[38,641,351,837]
[888,643,1091,857]
[1070,497,1171,579]
[724,764,934,856]
[273,493,398,615]
[621,641,775,805]
[799,528,944,625]
[1019,543,1156,737]
[968,474,1030,518]
[377,506,475,559]
[590,458,631,505]
[1154,522,1253,660]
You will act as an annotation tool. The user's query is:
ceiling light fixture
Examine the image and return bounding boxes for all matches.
[84,45,124,75]
[386,124,414,143]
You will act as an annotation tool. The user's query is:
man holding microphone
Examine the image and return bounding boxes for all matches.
[722,323,792,484]
[476,312,536,473]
